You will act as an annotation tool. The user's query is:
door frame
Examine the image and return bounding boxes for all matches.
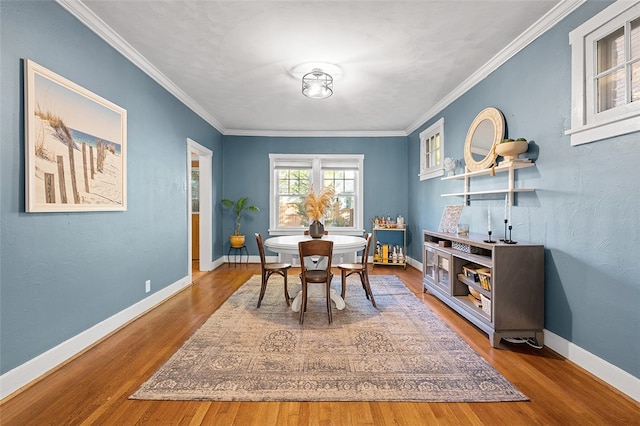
[187,138,213,280]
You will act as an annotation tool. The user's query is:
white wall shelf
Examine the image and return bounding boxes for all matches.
[441,161,535,206]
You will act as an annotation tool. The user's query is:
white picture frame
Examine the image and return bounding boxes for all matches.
[24,59,127,212]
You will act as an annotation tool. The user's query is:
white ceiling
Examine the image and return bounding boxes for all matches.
[61,0,577,136]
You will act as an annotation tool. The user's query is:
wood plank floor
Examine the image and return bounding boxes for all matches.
[2,263,639,425]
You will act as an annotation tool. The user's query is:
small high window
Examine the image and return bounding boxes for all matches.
[419,118,445,180]
[567,2,640,145]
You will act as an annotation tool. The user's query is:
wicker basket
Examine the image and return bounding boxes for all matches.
[478,269,491,290]
[451,241,483,254]
[480,294,492,316]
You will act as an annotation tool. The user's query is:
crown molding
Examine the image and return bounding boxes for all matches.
[224,129,408,138]
[58,0,584,138]
[55,0,227,134]
[404,0,587,136]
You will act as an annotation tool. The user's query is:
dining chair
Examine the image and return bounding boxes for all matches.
[337,233,376,307]
[255,233,292,308]
[298,239,334,324]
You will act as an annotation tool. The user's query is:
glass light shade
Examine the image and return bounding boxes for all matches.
[302,68,333,99]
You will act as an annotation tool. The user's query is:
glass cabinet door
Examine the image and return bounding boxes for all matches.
[437,253,451,290]
[423,245,436,285]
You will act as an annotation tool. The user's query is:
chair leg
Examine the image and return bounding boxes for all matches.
[363,272,377,308]
[326,279,332,324]
[283,271,290,306]
[341,270,347,299]
[359,272,370,300]
[299,281,307,324]
[257,272,268,308]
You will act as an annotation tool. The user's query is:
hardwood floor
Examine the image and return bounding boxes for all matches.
[2,263,639,425]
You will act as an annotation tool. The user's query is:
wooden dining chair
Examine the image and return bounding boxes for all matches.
[298,239,334,324]
[255,233,292,308]
[337,233,376,307]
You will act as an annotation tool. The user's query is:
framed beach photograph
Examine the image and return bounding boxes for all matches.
[24,59,127,212]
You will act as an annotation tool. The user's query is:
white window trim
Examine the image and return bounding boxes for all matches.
[566,0,640,146]
[269,153,364,236]
[419,117,445,180]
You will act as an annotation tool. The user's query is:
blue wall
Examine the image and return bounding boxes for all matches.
[407,0,639,378]
[221,135,409,251]
[0,1,222,374]
[2,0,638,386]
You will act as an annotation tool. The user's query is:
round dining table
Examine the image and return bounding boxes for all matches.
[263,234,367,312]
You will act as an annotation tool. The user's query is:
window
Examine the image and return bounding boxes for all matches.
[567,1,640,146]
[419,117,445,180]
[269,154,364,235]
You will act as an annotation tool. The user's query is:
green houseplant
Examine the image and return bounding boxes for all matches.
[221,196,259,247]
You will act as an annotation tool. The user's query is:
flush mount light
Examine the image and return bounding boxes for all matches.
[302,68,333,99]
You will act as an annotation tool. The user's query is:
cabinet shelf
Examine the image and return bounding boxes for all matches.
[457,273,491,298]
[453,295,491,322]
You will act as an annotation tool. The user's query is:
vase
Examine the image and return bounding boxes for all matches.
[308,220,324,238]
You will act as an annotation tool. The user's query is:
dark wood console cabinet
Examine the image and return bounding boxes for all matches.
[423,230,544,348]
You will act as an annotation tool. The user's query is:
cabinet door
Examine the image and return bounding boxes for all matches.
[436,251,452,292]
[423,244,437,285]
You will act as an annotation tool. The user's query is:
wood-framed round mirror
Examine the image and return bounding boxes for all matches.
[463,107,505,172]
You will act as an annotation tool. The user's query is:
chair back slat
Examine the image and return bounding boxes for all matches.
[361,233,372,266]
[255,233,267,267]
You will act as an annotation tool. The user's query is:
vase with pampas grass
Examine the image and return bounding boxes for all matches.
[304,185,334,238]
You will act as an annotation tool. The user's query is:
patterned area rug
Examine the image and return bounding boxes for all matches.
[130,275,527,402]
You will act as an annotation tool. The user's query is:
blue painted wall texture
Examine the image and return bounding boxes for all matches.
[1,1,222,373]
[1,0,638,382]
[407,1,639,378]
[221,135,409,250]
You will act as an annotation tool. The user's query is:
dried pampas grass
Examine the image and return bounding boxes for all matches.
[304,185,334,222]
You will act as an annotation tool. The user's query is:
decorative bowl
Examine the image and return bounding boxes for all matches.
[495,140,528,162]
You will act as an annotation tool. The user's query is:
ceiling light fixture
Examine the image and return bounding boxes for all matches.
[302,68,333,99]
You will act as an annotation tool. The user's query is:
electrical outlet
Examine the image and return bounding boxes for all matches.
[145,280,151,293]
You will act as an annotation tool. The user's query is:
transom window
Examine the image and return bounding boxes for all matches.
[269,154,364,235]
[419,117,445,180]
[567,1,640,146]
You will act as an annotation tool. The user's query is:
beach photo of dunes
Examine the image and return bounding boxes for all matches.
[25,59,127,212]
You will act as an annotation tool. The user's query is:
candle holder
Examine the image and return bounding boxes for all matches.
[500,219,508,242]
[484,230,495,244]
[504,225,518,244]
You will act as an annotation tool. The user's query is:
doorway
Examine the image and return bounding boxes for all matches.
[187,138,213,282]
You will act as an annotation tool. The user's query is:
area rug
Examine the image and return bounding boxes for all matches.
[130,275,527,402]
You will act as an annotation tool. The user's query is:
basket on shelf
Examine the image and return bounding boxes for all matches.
[480,294,492,316]
[452,241,483,254]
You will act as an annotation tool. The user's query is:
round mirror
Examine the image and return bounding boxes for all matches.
[463,107,505,172]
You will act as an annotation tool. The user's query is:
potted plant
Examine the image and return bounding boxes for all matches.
[304,185,334,238]
[221,196,259,248]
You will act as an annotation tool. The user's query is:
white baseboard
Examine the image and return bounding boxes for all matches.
[543,329,639,402]
[0,275,191,401]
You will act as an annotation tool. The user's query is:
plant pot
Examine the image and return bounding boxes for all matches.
[495,140,529,163]
[308,221,325,239]
[229,235,245,248]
